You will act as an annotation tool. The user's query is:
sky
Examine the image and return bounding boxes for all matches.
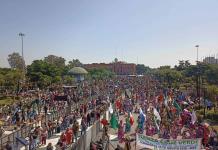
[0,0,218,68]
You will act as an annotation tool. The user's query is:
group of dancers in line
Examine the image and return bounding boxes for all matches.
[100,77,217,149]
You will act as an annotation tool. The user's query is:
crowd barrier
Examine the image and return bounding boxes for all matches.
[70,110,109,150]
[0,125,32,149]
[0,94,99,149]
[0,107,68,149]
[71,120,102,150]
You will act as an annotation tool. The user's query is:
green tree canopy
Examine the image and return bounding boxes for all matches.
[7,52,25,70]
[44,55,65,68]
[0,68,22,88]
[67,59,83,68]
[27,60,63,87]
[136,64,151,75]
[88,68,115,80]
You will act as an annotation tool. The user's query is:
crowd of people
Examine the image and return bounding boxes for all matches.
[1,76,218,150]
[1,79,117,149]
[103,76,218,150]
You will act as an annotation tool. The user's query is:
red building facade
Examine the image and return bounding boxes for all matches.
[84,62,136,75]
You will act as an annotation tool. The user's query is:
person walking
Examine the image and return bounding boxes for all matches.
[41,127,47,145]
[81,118,87,135]
[87,113,91,127]
[73,120,79,142]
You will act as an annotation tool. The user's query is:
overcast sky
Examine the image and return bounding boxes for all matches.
[0,0,218,68]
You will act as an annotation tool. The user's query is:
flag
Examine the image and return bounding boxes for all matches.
[139,108,146,123]
[139,108,143,114]
[110,113,118,129]
[191,110,197,124]
[173,100,182,113]
[109,103,113,114]
[164,96,168,108]
[129,112,134,126]
[116,100,121,109]
[154,117,160,131]
[168,96,172,102]
[153,107,161,121]
[101,118,109,126]
[121,92,125,100]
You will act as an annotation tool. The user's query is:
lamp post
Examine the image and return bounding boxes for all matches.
[19,32,25,80]
[195,45,201,108]
[203,88,206,118]
[195,45,199,64]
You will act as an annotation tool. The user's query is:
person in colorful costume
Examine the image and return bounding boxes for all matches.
[137,110,145,134]
[125,114,131,133]
[118,120,124,143]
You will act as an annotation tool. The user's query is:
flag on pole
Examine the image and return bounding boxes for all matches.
[191,110,197,124]
[139,108,146,123]
[164,96,168,108]
[129,112,134,126]
[101,118,109,126]
[153,107,161,121]
[109,103,113,114]
[173,99,182,113]
[154,117,160,131]
[110,113,118,129]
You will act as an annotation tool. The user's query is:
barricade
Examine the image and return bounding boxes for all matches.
[0,107,68,149]
[71,116,104,150]
[0,94,100,149]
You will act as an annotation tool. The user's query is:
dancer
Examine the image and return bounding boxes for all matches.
[118,120,124,143]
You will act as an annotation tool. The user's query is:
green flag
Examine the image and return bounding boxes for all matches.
[173,100,182,113]
[110,113,118,129]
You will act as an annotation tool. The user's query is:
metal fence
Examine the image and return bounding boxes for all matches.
[0,125,32,149]
[0,107,68,149]
[0,93,103,149]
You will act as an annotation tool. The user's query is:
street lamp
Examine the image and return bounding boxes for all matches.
[195,45,199,64]
[18,32,25,80]
[195,45,200,108]
[18,33,25,60]
[202,80,207,118]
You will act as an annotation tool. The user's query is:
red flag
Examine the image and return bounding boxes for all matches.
[130,113,134,126]
[101,118,108,126]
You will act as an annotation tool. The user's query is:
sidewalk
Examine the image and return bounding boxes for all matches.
[38,118,82,150]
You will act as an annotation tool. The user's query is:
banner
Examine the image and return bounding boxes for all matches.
[136,134,201,150]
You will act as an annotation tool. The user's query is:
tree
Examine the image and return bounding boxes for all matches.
[114,58,118,63]
[184,60,191,68]
[27,60,63,87]
[8,52,25,70]
[67,59,83,68]
[175,60,191,71]
[153,67,182,87]
[176,60,185,71]
[63,75,74,85]
[44,55,65,68]
[159,66,171,70]
[88,68,115,80]
[0,68,22,89]
[205,64,218,85]
[136,64,151,75]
